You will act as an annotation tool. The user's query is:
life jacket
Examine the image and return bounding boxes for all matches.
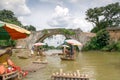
[7,58,15,67]
[7,58,28,77]
[0,64,6,74]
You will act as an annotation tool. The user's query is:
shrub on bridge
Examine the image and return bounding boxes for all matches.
[42,29,48,34]
[59,29,75,35]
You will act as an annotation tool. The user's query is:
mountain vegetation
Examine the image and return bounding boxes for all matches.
[0,9,36,47]
[86,2,120,33]
[83,2,120,51]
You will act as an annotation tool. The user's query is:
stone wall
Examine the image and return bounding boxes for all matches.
[107,27,120,42]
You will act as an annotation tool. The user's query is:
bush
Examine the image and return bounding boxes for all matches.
[102,41,120,52]
[0,39,16,47]
[82,29,110,51]
[102,41,117,51]
[116,41,120,51]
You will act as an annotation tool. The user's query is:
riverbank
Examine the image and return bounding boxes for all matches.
[82,50,120,54]
[11,49,47,72]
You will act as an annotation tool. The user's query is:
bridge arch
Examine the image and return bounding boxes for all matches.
[37,33,66,42]
[35,28,76,42]
[16,28,95,49]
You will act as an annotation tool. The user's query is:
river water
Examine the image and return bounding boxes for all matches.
[19,50,120,80]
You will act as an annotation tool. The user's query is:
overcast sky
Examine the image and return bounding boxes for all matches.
[0,0,119,32]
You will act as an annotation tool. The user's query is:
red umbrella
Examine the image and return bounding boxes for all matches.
[33,42,46,46]
[65,39,82,46]
[0,21,31,40]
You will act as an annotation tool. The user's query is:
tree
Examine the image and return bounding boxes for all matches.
[96,29,110,49]
[23,25,36,31]
[0,10,37,47]
[0,9,36,31]
[86,2,120,33]
[103,2,120,27]
[0,9,22,26]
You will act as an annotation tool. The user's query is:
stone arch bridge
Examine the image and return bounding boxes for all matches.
[16,28,95,49]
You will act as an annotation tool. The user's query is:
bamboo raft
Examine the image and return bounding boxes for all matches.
[18,55,28,59]
[22,63,46,72]
[51,75,89,80]
[0,71,21,80]
[32,60,48,64]
[51,69,89,80]
[60,57,75,61]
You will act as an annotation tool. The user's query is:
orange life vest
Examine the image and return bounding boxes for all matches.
[7,58,15,67]
[0,64,6,74]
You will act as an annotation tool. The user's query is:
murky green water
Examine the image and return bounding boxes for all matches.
[13,50,120,80]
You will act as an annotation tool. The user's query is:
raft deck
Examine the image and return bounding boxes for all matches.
[51,69,89,80]
[51,75,89,80]
[0,71,21,80]
[32,60,48,64]
[60,57,75,61]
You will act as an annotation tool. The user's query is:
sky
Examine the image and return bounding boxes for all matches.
[44,35,66,47]
[0,0,119,32]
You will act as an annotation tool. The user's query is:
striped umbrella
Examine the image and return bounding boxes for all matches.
[33,42,46,46]
[65,39,82,46]
[0,21,31,40]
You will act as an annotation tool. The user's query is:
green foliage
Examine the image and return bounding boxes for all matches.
[0,39,16,47]
[59,28,75,35]
[96,29,110,48]
[7,39,16,47]
[82,37,98,51]
[0,9,22,26]
[0,9,35,46]
[56,46,62,49]
[86,2,120,33]
[102,42,115,51]
[82,29,110,51]
[0,9,23,47]
[0,9,36,31]
[84,2,120,51]
[43,44,56,50]
[42,29,48,34]
[116,42,120,51]
[46,46,56,49]
[23,25,36,31]
[84,30,120,52]
[91,21,108,33]
[102,41,120,52]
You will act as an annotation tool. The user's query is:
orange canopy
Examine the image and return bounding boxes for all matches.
[0,21,31,40]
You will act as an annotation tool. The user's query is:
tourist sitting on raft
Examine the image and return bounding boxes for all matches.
[0,48,28,78]
[30,46,35,56]
[37,47,46,57]
[31,45,46,57]
[63,44,76,59]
